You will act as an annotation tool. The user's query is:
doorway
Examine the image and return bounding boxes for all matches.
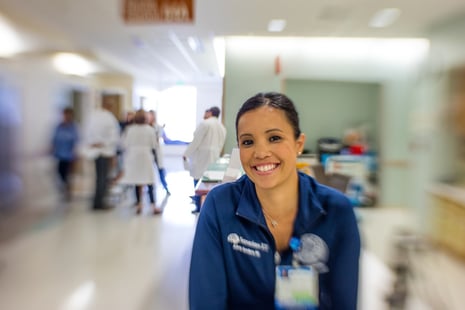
[102,93,123,120]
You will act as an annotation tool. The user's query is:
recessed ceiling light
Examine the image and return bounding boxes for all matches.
[53,53,95,76]
[369,8,401,28]
[268,19,286,32]
[188,36,203,52]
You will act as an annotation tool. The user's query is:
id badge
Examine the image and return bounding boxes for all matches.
[275,265,318,310]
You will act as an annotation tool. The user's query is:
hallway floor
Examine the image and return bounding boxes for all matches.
[1,154,464,309]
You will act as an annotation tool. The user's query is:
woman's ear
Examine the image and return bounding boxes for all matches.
[296,133,306,153]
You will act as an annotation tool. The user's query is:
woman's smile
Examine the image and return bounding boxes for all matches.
[254,163,279,173]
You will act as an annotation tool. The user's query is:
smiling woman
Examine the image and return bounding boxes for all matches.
[189,92,361,310]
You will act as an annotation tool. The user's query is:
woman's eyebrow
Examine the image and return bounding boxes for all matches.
[265,128,284,134]
[238,133,253,139]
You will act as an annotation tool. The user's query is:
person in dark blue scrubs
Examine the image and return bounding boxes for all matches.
[51,107,79,201]
[189,92,361,309]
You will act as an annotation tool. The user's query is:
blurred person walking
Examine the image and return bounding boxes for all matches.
[119,110,135,132]
[84,96,120,210]
[147,110,170,196]
[119,109,162,215]
[183,106,226,213]
[113,110,135,183]
[51,107,80,201]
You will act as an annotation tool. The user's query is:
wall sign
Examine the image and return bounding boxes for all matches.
[122,0,194,23]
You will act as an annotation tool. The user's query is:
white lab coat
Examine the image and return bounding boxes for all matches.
[119,124,157,185]
[82,108,120,159]
[184,117,226,180]
[152,123,164,168]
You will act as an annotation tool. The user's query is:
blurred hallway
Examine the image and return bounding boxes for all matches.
[1,151,465,309]
[0,153,197,309]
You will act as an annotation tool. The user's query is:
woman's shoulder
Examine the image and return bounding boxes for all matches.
[130,124,153,132]
[299,172,352,209]
[207,175,249,200]
[143,124,156,132]
[201,177,250,218]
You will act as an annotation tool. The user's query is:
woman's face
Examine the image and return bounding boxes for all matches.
[237,105,305,191]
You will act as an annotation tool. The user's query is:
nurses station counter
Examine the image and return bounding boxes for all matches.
[428,183,465,260]
[194,156,230,208]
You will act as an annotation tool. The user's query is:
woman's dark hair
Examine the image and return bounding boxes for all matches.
[134,109,146,124]
[63,107,74,115]
[235,92,301,141]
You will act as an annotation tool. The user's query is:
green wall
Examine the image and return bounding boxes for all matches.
[285,79,380,153]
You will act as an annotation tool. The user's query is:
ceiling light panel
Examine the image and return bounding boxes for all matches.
[52,53,96,76]
[268,19,286,32]
[369,8,401,28]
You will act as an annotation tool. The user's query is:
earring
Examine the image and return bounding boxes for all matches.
[298,151,302,156]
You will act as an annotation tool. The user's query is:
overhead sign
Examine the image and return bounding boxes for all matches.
[122,0,194,23]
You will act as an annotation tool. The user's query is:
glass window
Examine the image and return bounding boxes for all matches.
[157,85,196,143]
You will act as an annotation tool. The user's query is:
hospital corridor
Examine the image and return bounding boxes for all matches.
[2,1,465,308]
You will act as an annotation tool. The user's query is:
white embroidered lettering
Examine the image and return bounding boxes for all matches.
[227,233,270,258]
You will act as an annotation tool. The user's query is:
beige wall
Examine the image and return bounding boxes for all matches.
[94,73,134,119]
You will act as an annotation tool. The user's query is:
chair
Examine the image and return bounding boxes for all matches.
[311,163,351,193]
[327,173,351,193]
[311,163,330,186]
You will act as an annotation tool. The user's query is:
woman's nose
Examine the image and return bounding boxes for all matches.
[253,144,270,159]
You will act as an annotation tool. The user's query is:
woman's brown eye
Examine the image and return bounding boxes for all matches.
[269,136,281,142]
[241,139,253,146]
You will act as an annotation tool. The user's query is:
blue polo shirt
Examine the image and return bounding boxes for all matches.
[52,122,79,161]
[189,172,361,310]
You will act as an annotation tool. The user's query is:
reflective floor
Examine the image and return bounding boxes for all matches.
[0,153,464,309]
[0,156,198,310]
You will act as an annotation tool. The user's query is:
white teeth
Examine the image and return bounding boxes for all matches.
[256,164,276,172]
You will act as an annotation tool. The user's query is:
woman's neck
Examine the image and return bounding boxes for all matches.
[256,175,299,217]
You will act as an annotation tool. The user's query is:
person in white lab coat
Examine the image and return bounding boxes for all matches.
[119,109,162,215]
[183,106,226,213]
[84,97,120,210]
